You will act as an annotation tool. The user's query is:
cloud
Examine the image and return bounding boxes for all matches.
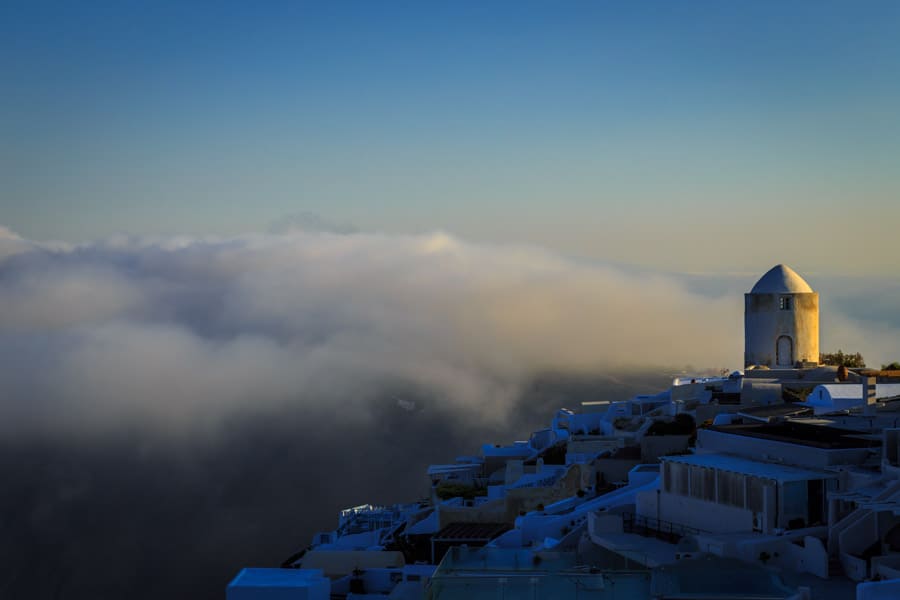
[0,226,20,239]
[3,226,897,440]
[0,228,746,438]
[0,225,33,261]
[821,310,900,369]
[2,226,898,599]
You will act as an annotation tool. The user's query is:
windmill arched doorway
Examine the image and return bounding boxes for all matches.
[776,335,793,366]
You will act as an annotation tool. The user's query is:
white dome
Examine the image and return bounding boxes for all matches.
[749,264,813,294]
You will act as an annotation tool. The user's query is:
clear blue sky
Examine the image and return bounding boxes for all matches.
[3,1,899,273]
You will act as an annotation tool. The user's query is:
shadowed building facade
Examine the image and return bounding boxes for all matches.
[744,264,819,368]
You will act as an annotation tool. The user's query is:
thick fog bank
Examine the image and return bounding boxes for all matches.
[0,229,745,440]
[1,227,896,599]
[0,373,669,600]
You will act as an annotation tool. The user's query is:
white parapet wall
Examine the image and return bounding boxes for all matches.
[857,578,900,600]
[227,568,330,600]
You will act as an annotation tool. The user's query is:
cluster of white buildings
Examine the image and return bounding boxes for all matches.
[229,265,900,600]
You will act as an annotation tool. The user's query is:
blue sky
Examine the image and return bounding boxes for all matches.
[2,1,899,274]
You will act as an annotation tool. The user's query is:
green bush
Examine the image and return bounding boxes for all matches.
[647,413,695,436]
[820,350,865,368]
[435,482,487,501]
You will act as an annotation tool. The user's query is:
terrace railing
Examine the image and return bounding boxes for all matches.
[620,510,708,543]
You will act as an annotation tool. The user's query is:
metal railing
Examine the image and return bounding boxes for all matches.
[620,511,708,543]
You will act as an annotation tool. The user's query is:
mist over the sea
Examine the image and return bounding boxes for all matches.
[1,228,898,599]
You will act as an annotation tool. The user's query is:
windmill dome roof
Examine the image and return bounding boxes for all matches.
[750,264,814,294]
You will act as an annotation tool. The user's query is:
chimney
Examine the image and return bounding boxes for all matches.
[863,376,877,417]
[837,365,849,382]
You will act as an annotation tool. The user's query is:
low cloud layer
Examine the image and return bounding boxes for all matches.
[0,228,745,438]
[2,227,898,599]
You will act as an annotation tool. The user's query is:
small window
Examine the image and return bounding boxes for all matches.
[779,296,792,311]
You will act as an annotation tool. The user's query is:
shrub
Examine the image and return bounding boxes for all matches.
[435,482,487,501]
[820,350,865,368]
[647,414,695,436]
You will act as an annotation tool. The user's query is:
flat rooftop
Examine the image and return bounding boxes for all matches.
[708,421,880,450]
[737,404,812,420]
[663,453,836,482]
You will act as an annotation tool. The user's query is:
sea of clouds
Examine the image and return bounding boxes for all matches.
[0,226,749,439]
[1,224,897,599]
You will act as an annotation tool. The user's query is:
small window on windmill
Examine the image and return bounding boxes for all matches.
[779,296,792,311]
